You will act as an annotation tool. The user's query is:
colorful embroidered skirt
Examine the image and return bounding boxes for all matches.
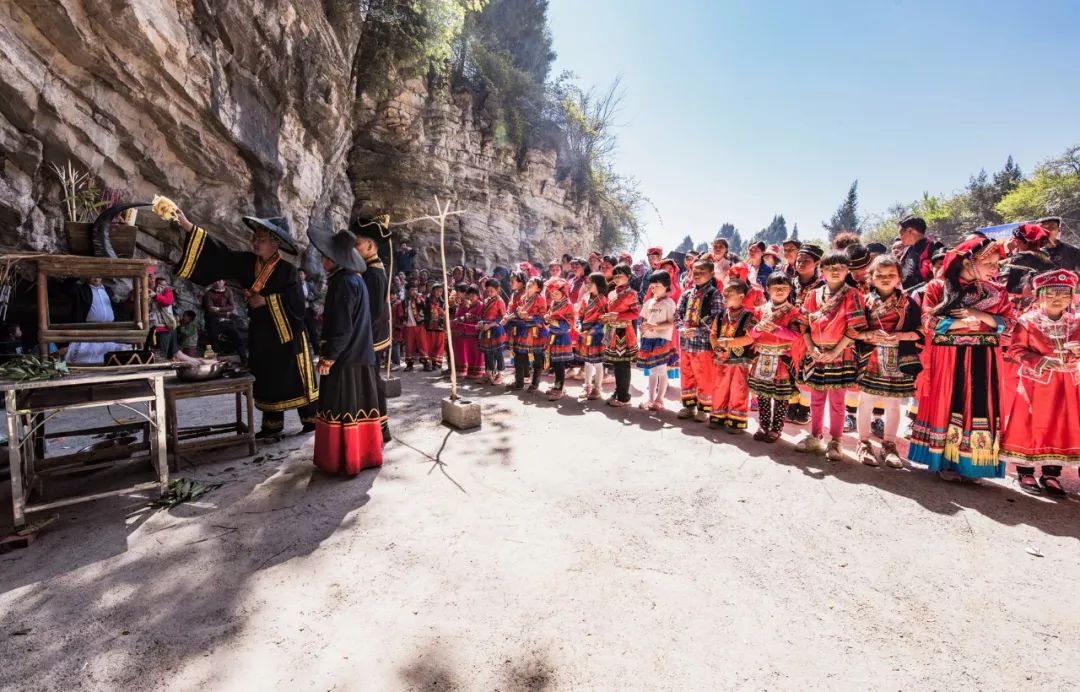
[799,345,859,391]
[548,330,575,364]
[1001,367,1080,465]
[478,324,507,353]
[514,324,548,355]
[856,344,917,397]
[748,347,796,399]
[909,344,1005,478]
[604,326,637,364]
[576,322,606,363]
[637,336,676,368]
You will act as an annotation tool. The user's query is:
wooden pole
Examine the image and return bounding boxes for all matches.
[386,237,394,380]
[36,269,49,355]
[437,197,458,401]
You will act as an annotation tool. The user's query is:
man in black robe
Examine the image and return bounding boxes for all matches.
[309,228,383,474]
[353,216,392,443]
[173,209,318,439]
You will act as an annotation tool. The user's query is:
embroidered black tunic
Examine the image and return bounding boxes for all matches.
[177,226,318,413]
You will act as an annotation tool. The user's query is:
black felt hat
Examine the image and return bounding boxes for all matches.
[866,242,888,255]
[352,215,394,263]
[797,243,825,261]
[846,244,872,270]
[242,216,298,254]
[309,228,367,273]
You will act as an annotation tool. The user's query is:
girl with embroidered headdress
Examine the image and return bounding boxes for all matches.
[543,278,575,400]
[852,256,923,468]
[576,272,609,401]
[602,264,642,407]
[749,273,803,442]
[421,283,446,371]
[477,278,508,385]
[508,276,548,392]
[1001,269,1080,496]
[909,234,1014,482]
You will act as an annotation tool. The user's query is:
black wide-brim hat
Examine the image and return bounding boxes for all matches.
[309,227,367,273]
[352,215,393,259]
[242,216,299,254]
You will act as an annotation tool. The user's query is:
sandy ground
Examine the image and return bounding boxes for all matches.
[2,368,1080,691]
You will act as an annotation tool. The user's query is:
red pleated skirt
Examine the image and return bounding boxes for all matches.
[314,419,383,476]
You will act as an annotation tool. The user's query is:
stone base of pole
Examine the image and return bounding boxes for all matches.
[441,397,481,430]
[385,376,402,399]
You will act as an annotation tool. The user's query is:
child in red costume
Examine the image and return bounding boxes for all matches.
[543,278,575,400]
[794,251,867,461]
[1002,269,1080,496]
[677,260,723,421]
[749,273,803,442]
[709,279,757,432]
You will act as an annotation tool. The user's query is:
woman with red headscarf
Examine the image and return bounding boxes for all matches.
[909,234,1014,482]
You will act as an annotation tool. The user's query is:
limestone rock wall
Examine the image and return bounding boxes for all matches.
[0,0,599,271]
[349,80,600,271]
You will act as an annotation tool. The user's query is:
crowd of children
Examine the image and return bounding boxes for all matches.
[389,215,1080,497]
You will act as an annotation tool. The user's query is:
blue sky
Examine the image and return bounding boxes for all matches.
[546,0,1080,250]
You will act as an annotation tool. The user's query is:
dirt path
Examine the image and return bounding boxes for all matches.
[2,370,1079,690]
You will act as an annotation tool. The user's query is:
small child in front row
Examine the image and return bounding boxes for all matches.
[795,251,867,460]
[577,272,609,401]
[476,278,508,385]
[709,279,757,432]
[748,273,803,442]
[637,271,677,411]
[853,256,923,468]
[602,264,641,407]
[511,276,549,392]
[543,278,575,400]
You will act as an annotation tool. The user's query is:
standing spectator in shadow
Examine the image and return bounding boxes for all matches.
[298,269,321,347]
[396,240,417,275]
[202,279,248,364]
[148,275,178,359]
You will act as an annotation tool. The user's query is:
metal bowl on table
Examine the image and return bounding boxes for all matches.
[176,362,225,382]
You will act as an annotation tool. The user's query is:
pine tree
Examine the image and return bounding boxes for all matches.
[695,242,709,253]
[674,235,694,253]
[791,223,799,241]
[715,223,744,255]
[823,181,861,240]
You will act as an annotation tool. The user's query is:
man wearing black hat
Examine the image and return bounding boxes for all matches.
[897,216,943,290]
[353,215,393,443]
[172,210,318,439]
[1040,216,1080,272]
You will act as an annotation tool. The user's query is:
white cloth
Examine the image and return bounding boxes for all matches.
[64,285,131,364]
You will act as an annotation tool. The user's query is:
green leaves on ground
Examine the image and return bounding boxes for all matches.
[153,479,223,509]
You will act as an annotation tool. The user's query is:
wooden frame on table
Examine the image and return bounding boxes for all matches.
[32,255,155,355]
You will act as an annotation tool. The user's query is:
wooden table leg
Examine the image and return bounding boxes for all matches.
[235,391,242,434]
[6,390,25,528]
[245,384,256,455]
[152,377,169,492]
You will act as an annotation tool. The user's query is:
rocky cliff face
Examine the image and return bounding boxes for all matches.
[0,0,599,270]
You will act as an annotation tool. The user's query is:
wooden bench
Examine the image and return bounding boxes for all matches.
[164,374,256,470]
